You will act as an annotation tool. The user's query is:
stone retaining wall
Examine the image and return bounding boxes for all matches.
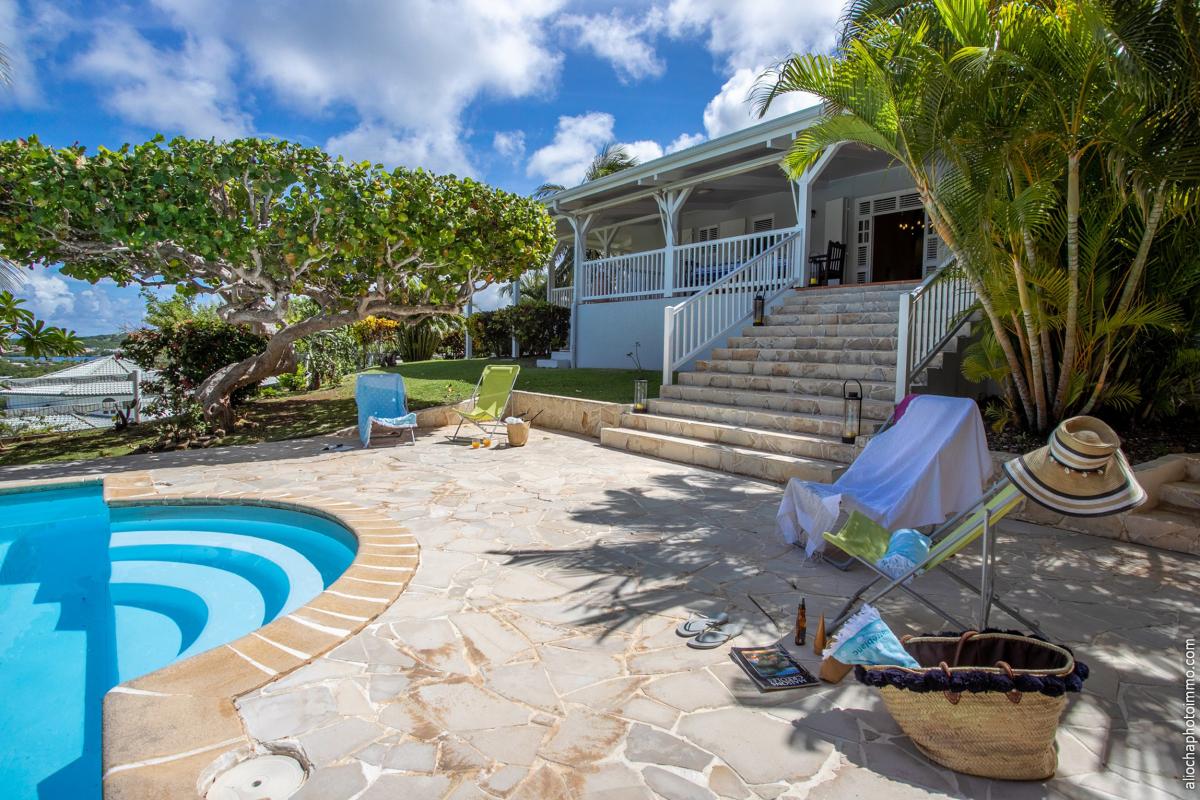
[508,390,627,439]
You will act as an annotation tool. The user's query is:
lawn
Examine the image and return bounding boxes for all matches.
[0,358,660,466]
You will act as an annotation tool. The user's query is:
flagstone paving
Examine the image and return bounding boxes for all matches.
[11,427,1193,799]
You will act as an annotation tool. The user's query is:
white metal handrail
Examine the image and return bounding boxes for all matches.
[662,229,803,384]
[894,257,976,403]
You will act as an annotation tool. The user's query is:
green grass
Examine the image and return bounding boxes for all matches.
[0,358,660,466]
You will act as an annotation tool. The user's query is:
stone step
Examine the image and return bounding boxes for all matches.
[788,282,917,300]
[765,311,899,326]
[697,358,897,382]
[726,334,897,352]
[619,412,860,464]
[1159,481,1200,511]
[1124,505,1200,556]
[647,397,884,438]
[710,347,897,366]
[741,322,900,338]
[599,427,846,484]
[660,384,893,421]
[678,371,895,401]
[774,300,901,314]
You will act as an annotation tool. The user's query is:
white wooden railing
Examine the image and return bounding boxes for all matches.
[577,228,790,303]
[662,230,803,384]
[579,250,666,301]
[549,286,573,307]
[671,229,792,294]
[894,258,977,403]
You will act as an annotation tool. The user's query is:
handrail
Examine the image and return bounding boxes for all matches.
[894,256,977,403]
[662,229,803,385]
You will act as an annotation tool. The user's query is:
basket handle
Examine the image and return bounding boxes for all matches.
[938,661,961,705]
[951,630,979,668]
[996,660,1022,704]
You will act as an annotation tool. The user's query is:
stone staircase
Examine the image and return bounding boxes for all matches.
[600,282,921,483]
[1123,455,1200,554]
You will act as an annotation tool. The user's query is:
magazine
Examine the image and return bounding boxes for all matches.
[730,644,821,692]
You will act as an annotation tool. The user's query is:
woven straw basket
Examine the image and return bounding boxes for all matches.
[859,631,1087,781]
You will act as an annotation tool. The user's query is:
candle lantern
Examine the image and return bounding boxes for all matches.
[841,379,863,444]
[632,379,648,413]
[752,294,766,326]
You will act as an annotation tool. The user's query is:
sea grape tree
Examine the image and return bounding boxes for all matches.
[0,136,555,426]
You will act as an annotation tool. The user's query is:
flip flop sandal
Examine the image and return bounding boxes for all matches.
[686,623,744,649]
[674,612,730,638]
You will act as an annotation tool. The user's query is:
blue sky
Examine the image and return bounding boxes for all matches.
[1,0,839,334]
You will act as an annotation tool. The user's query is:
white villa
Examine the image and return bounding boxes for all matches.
[540,106,980,483]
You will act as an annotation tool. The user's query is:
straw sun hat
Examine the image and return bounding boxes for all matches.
[1003,416,1146,517]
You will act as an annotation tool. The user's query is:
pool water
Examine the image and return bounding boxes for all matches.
[0,485,357,799]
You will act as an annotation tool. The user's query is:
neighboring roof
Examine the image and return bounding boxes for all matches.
[0,381,139,397]
[30,354,142,380]
[543,104,823,221]
[0,354,156,404]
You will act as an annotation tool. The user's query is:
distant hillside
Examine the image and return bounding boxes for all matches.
[78,333,128,353]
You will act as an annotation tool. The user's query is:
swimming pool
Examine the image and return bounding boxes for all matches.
[0,484,357,800]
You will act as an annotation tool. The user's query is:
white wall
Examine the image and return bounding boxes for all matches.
[576,297,675,370]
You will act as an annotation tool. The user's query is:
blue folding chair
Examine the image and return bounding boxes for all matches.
[356,372,418,447]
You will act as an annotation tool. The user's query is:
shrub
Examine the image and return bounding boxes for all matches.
[120,317,268,443]
[438,328,466,359]
[466,301,569,358]
[465,310,513,357]
[499,301,569,356]
[398,321,441,362]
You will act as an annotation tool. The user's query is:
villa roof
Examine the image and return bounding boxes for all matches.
[543,105,824,227]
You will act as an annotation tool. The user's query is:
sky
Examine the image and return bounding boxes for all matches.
[0,0,840,334]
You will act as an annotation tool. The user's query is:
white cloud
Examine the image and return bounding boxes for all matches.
[327,122,473,177]
[74,23,252,139]
[702,66,819,139]
[526,111,615,187]
[492,130,527,162]
[664,0,841,71]
[622,139,663,164]
[20,270,74,317]
[558,9,665,83]
[666,131,705,153]
[0,0,75,107]
[664,0,839,138]
[142,0,565,171]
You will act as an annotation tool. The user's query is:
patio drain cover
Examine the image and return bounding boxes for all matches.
[207,754,305,800]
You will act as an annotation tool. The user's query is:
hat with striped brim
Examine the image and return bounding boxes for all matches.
[1003,416,1146,517]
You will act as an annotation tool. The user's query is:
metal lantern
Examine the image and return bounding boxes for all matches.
[752,294,765,326]
[841,379,863,445]
[633,379,648,413]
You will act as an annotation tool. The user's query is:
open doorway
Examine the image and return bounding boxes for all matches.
[870,209,926,282]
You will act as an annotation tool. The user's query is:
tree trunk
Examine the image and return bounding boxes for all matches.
[1080,183,1169,414]
[1053,152,1081,418]
[195,311,360,429]
[1012,255,1047,431]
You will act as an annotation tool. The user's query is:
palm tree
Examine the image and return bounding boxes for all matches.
[756,0,1199,431]
[533,142,640,200]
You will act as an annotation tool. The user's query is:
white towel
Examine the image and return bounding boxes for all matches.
[776,395,993,558]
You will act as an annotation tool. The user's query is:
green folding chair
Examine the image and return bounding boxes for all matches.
[451,364,520,441]
[824,481,1042,636]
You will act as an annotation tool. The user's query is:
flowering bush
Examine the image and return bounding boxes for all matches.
[120,318,268,433]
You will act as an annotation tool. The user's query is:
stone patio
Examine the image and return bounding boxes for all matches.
[7,426,1193,799]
